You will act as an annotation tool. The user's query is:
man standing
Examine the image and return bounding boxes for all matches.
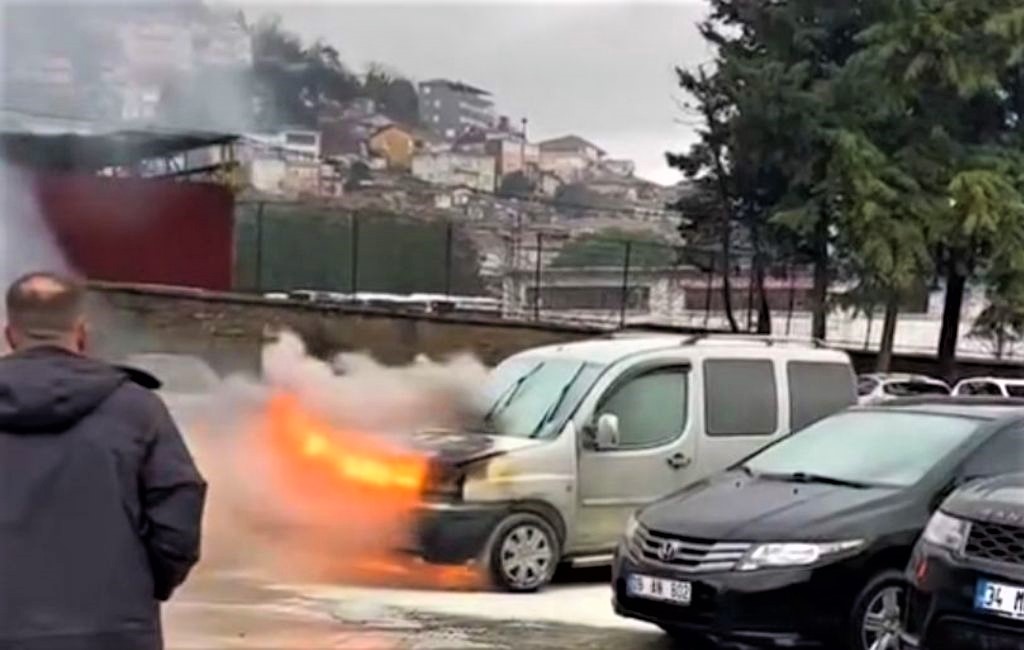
[0,272,206,650]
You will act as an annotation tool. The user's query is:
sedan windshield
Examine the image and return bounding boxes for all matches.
[480,357,603,438]
[744,410,983,487]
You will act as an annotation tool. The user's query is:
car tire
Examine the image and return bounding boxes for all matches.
[848,569,907,650]
[485,512,560,592]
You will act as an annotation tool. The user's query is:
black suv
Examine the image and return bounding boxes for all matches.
[902,473,1024,650]
[612,399,1024,649]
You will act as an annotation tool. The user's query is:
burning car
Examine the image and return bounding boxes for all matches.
[403,334,857,591]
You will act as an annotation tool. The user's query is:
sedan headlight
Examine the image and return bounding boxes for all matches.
[738,540,865,571]
[921,511,970,552]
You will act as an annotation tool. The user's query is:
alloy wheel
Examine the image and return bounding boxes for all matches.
[861,584,906,650]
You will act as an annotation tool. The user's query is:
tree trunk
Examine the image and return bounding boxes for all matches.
[751,222,772,334]
[720,245,739,333]
[876,296,900,373]
[938,267,966,381]
[810,213,829,341]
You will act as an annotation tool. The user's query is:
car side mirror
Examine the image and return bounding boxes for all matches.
[594,413,620,450]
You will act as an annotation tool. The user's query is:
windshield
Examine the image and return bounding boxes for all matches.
[1006,385,1024,398]
[480,356,603,438]
[744,410,983,487]
[883,381,949,397]
[857,377,879,396]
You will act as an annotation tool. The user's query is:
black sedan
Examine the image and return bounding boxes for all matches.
[612,399,1024,650]
[903,472,1024,650]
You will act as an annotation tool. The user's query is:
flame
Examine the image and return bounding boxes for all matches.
[266,393,428,497]
[204,392,483,591]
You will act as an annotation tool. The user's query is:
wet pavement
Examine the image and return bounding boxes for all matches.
[166,570,672,650]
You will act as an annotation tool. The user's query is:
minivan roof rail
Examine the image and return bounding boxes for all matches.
[609,327,829,349]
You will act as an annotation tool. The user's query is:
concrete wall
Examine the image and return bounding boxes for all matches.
[88,284,594,376]
[87,283,1024,382]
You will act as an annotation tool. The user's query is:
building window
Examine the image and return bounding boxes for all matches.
[525,286,650,312]
[423,87,431,94]
[285,132,317,146]
[434,99,441,108]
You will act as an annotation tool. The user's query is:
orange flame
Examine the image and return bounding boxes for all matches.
[227,392,483,590]
[266,393,428,496]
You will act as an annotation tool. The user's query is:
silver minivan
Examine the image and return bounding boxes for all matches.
[407,334,857,591]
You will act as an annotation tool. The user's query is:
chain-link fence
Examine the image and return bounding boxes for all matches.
[232,201,1012,360]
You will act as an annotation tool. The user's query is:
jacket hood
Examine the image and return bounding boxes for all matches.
[0,347,157,433]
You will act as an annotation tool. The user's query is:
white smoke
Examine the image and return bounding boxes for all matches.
[187,331,491,589]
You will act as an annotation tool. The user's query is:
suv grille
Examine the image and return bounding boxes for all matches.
[635,527,751,572]
[965,521,1024,566]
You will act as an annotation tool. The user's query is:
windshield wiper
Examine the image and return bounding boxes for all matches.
[530,365,586,437]
[482,362,543,425]
[760,471,873,489]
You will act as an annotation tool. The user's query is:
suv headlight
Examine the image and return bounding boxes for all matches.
[921,511,970,552]
[624,513,641,542]
[738,540,865,571]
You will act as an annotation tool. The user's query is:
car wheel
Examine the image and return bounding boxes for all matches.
[849,570,907,650]
[486,512,560,592]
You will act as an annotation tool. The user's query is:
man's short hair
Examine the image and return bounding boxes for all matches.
[5,272,86,341]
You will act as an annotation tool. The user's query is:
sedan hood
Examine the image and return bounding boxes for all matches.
[405,429,542,467]
[639,472,916,541]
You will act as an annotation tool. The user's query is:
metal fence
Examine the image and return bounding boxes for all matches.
[233,201,1012,360]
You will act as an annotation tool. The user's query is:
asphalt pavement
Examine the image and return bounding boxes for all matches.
[165,568,675,650]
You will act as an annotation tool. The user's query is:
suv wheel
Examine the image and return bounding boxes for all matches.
[485,513,559,592]
[849,570,907,650]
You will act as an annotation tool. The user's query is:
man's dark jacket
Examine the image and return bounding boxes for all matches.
[0,347,207,650]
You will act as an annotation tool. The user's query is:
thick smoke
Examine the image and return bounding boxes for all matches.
[187,332,490,590]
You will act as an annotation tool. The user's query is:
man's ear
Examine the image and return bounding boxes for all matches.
[3,325,15,352]
[73,319,88,354]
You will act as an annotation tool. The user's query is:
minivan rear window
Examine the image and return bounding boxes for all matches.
[705,359,778,436]
[788,362,856,430]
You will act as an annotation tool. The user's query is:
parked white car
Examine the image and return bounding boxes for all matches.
[952,376,1024,398]
[857,373,950,405]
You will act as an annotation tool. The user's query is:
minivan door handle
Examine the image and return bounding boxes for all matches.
[667,453,692,470]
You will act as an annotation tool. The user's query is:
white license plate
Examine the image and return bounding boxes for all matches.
[627,574,692,605]
[975,579,1024,620]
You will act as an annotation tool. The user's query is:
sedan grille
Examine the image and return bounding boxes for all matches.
[965,521,1024,567]
[634,526,751,573]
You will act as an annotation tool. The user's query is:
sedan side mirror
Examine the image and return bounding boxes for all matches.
[594,413,621,450]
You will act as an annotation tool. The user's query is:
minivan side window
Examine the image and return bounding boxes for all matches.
[597,367,688,449]
[704,359,778,436]
[788,362,856,430]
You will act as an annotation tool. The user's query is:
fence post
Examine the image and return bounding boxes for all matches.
[785,264,796,336]
[350,215,360,295]
[444,221,454,296]
[703,258,714,329]
[619,241,633,328]
[533,232,543,320]
[254,201,265,293]
[746,262,755,332]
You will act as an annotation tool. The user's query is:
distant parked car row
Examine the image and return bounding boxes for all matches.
[262,289,502,317]
[859,373,1024,404]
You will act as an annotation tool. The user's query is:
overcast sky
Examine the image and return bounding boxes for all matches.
[251,1,712,185]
